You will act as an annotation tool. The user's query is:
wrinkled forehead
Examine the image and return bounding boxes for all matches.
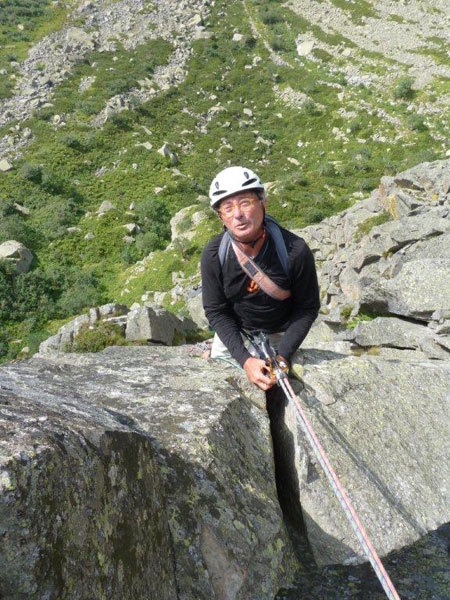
[218,190,261,205]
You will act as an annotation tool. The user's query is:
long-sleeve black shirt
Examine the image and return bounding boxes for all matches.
[201,223,320,366]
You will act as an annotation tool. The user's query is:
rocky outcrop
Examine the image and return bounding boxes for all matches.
[277,159,450,567]
[297,160,450,344]
[286,343,450,566]
[0,346,298,600]
[38,302,198,353]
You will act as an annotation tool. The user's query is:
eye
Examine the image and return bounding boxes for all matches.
[240,200,252,210]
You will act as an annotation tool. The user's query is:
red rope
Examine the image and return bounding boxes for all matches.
[280,375,401,600]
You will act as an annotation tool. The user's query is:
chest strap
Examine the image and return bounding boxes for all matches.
[231,240,291,301]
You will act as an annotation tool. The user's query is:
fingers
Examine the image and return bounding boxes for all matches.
[243,357,276,391]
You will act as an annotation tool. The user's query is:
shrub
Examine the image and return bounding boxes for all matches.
[393,76,415,100]
[71,321,127,353]
[135,230,167,254]
[0,214,37,247]
[0,263,61,323]
[407,114,428,132]
[120,244,141,266]
[20,163,43,183]
[134,197,172,247]
[261,9,284,25]
[61,134,92,151]
[107,111,135,131]
[57,271,104,316]
[106,76,138,97]
[40,169,69,195]
[37,197,83,240]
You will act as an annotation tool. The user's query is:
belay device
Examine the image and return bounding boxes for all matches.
[247,331,401,600]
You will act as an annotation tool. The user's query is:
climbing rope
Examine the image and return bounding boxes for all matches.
[248,331,401,600]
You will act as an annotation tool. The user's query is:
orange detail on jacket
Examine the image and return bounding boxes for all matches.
[247,279,259,293]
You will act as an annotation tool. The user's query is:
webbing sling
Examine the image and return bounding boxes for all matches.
[218,216,291,301]
[230,241,291,300]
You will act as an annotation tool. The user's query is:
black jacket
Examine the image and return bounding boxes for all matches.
[201,224,320,366]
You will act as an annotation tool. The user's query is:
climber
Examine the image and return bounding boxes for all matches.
[201,165,320,391]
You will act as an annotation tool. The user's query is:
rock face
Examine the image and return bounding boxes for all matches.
[297,160,450,338]
[0,346,298,600]
[278,158,450,567]
[286,350,450,566]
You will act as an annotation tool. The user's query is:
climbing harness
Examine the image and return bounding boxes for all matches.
[247,331,401,600]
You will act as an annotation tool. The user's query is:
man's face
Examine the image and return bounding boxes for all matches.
[217,191,265,242]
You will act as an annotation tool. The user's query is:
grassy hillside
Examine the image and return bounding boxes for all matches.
[0,0,449,360]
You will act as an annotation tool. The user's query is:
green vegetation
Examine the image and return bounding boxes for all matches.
[0,0,71,99]
[328,0,378,23]
[355,211,392,241]
[0,0,448,361]
[393,76,415,100]
[70,321,128,353]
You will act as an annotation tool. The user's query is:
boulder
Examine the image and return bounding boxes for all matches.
[0,240,33,273]
[360,258,450,321]
[97,201,115,215]
[0,346,298,599]
[158,143,178,166]
[125,304,197,345]
[0,158,13,172]
[186,293,209,329]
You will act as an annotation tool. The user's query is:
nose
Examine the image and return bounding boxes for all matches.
[230,201,244,216]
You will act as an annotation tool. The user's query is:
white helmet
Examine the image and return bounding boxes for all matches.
[209,166,265,208]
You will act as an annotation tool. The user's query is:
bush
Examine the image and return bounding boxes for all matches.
[134,197,172,249]
[107,111,135,131]
[71,321,127,353]
[20,163,43,183]
[120,244,141,266]
[0,263,61,323]
[57,271,104,316]
[0,214,38,247]
[135,230,167,254]
[261,9,284,24]
[37,197,83,240]
[61,134,91,152]
[407,114,428,132]
[393,76,415,100]
[40,169,69,195]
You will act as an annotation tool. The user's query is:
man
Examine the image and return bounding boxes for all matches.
[201,165,320,391]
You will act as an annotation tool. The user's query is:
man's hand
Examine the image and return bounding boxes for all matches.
[243,356,276,391]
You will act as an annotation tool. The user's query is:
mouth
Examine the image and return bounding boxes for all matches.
[233,220,250,229]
